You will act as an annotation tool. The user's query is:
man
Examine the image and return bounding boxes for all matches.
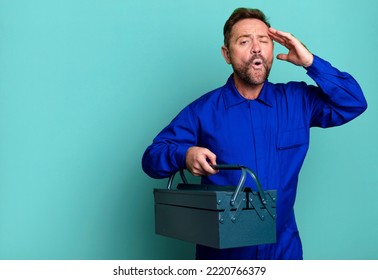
[142,8,367,259]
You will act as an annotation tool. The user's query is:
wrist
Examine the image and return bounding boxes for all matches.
[303,54,314,68]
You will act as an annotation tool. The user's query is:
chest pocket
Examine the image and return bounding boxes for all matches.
[277,128,309,150]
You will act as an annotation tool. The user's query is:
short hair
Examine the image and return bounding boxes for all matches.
[223,8,271,47]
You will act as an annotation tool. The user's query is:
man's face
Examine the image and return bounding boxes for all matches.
[222,18,274,87]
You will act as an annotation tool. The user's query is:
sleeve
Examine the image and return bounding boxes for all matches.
[141,105,198,179]
[305,55,367,128]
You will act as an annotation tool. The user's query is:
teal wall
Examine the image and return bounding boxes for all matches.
[0,0,376,259]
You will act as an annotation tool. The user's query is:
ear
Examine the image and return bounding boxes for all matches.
[221,45,231,64]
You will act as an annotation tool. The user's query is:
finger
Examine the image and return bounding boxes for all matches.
[201,150,218,175]
[200,161,218,175]
[190,161,214,176]
[276,53,289,61]
[205,150,217,166]
[268,33,288,48]
[268,28,298,48]
[188,160,206,176]
[186,147,218,176]
[191,166,203,176]
[269,27,294,41]
[268,28,285,41]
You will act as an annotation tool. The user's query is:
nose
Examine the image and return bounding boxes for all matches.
[251,39,261,54]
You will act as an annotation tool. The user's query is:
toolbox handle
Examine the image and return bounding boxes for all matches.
[211,164,267,206]
[167,169,188,190]
[167,164,267,206]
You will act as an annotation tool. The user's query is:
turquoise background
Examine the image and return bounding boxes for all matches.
[0,0,377,259]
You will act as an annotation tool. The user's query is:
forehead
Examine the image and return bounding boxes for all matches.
[231,18,269,37]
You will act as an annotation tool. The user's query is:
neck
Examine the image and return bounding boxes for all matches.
[233,76,264,100]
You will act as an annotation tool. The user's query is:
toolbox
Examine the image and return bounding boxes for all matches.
[153,165,277,249]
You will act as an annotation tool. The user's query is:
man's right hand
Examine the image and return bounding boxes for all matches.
[185,146,218,176]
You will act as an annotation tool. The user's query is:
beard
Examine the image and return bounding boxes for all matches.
[231,54,272,86]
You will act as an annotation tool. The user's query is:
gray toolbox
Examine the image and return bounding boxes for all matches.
[153,165,277,249]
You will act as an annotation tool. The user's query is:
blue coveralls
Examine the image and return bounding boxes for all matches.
[142,55,367,259]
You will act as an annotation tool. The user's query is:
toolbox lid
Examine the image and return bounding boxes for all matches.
[154,184,246,211]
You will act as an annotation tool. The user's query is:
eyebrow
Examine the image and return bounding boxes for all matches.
[236,34,269,40]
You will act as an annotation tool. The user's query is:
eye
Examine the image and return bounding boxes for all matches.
[259,37,271,44]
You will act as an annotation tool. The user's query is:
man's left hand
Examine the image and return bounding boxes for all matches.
[268,27,314,68]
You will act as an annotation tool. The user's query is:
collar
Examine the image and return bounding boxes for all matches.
[222,75,273,109]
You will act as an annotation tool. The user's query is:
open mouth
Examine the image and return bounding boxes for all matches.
[251,58,263,69]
